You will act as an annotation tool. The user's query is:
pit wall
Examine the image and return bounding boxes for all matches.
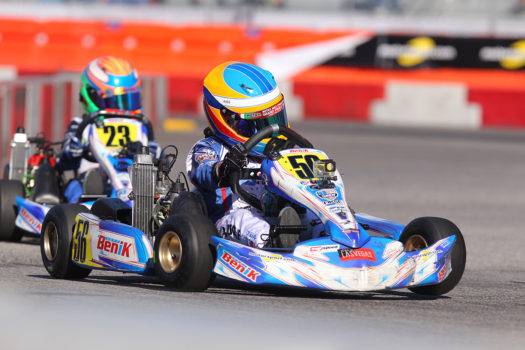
[0,18,524,131]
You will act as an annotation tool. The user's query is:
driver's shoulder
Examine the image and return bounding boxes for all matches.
[66,115,83,128]
[193,136,227,152]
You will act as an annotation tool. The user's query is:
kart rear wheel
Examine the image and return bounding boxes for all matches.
[154,213,215,291]
[400,217,466,296]
[40,204,92,279]
[0,180,24,242]
[170,191,207,216]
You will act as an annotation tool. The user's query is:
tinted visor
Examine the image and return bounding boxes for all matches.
[221,101,288,138]
[102,91,142,111]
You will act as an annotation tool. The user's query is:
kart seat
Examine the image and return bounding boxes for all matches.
[82,168,105,195]
[31,161,60,205]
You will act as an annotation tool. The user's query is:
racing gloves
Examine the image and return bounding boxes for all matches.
[213,145,247,188]
[148,140,161,159]
[64,136,84,158]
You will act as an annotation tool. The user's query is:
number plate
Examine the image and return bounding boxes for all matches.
[278,151,328,180]
[72,216,91,264]
[95,119,139,149]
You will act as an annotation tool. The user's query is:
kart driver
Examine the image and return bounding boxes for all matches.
[187,61,323,248]
[57,56,159,203]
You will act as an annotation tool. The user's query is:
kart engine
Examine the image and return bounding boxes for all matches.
[130,146,156,237]
[8,127,30,180]
[129,145,184,239]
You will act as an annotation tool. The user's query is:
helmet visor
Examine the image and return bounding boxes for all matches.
[102,91,142,111]
[222,100,287,138]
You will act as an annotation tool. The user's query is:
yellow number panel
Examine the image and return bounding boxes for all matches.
[95,120,139,149]
[71,216,100,268]
[278,151,328,180]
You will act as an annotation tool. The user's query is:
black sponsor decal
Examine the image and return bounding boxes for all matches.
[323,35,525,70]
[220,224,241,241]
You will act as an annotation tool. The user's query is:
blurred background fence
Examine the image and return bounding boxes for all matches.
[0,74,167,167]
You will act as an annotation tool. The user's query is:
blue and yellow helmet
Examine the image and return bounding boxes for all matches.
[80,56,142,114]
[203,61,288,157]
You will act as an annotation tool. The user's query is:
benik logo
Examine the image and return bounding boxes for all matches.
[20,207,41,232]
[97,235,132,258]
[221,252,260,282]
[338,248,376,262]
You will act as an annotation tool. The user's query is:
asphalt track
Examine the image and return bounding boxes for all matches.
[1,120,524,350]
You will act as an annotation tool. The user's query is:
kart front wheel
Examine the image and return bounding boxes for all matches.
[400,217,466,296]
[0,179,24,242]
[40,204,91,279]
[154,214,215,291]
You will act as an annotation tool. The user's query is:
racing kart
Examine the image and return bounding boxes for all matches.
[0,110,153,242]
[40,125,466,296]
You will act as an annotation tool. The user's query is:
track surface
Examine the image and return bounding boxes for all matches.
[1,121,524,349]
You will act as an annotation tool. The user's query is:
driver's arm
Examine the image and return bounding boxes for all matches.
[56,116,84,171]
[141,116,155,141]
[188,144,222,191]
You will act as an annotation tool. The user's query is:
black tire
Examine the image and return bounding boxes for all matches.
[170,191,207,216]
[399,217,466,296]
[0,180,24,242]
[40,204,92,279]
[154,213,215,291]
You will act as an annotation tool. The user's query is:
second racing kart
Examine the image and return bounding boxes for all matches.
[40,125,466,296]
[0,110,154,242]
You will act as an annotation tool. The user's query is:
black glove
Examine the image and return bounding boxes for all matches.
[213,144,247,187]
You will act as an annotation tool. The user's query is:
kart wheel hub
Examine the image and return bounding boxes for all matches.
[43,222,58,261]
[404,234,428,251]
[158,231,182,273]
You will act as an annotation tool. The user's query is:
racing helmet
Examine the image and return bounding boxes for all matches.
[203,61,288,157]
[79,56,142,114]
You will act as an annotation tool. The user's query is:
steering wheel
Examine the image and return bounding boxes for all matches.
[228,124,313,210]
[75,110,148,163]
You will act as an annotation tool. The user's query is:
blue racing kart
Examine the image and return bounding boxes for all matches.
[0,110,154,242]
[40,125,466,296]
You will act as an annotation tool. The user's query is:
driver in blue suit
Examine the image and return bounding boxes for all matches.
[187,61,322,248]
[57,56,159,203]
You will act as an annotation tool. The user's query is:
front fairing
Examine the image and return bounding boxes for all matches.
[212,233,455,291]
[260,148,369,248]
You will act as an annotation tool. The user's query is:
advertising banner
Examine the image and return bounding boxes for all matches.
[324,35,525,70]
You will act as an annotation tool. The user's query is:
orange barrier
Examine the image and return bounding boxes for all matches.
[1,18,524,128]
[294,67,525,127]
[0,18,352,76]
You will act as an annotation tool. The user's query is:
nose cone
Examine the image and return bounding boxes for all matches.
[326,220,370,249]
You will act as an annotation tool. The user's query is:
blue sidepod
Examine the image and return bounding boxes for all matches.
[14,197,49,235]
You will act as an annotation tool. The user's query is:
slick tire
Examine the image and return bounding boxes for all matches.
[399,217,466,296]
[40,204,92,279]
[170,191,207,216]
[155,214,215,291]
[0,180,24,242]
